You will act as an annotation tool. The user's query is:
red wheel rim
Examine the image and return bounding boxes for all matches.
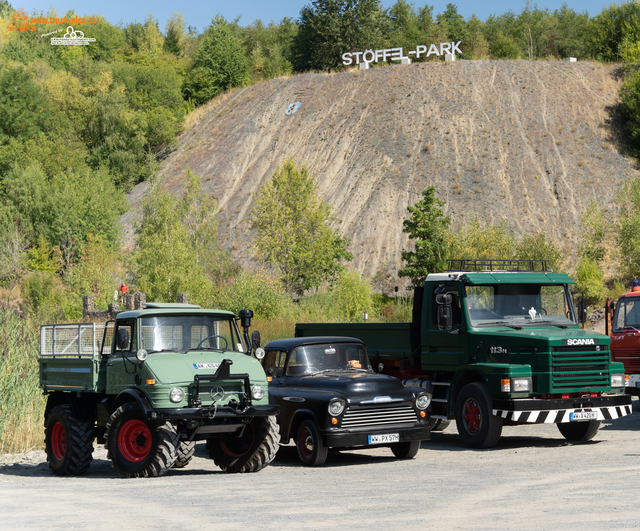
[463,398,482,434]
[118,419,152,462]
[51,421,66,461]
[221,424,255,457]
[298,428,313,459]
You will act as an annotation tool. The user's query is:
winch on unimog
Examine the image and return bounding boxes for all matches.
[39,303,280,478]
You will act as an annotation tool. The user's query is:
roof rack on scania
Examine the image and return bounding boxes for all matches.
[296,259,632,448]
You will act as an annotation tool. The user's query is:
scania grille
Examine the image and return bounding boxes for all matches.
[341,404,417,429]
[551,348,610,389]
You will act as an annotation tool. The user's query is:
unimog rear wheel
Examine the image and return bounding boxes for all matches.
[172,441,196,468]
[207,416,280,473]
[105,402,178,478]
[455,382,503,449]
[557,420,601,442]
[44,404,94,476]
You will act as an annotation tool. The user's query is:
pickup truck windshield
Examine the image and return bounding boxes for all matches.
[287,344,370,375]
[464,284,577,327]
[140,315,243,353]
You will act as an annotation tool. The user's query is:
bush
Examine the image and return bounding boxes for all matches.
[334,270,373,322]
[575,257,607,306]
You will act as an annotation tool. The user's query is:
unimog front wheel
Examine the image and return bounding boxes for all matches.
[207,416,280,473]
[455,382,503,449]
[557,420,601,442]
[105,402,178,478]
[44,404,94,476]
[172,440,196,468]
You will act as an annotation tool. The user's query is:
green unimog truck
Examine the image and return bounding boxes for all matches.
[296,260,632,448]
[39,303,279,477]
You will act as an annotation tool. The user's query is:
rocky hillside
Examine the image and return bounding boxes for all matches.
[121,60,636,291]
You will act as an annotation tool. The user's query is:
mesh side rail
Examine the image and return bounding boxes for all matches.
[446,259,551,272]
[40,323,108,357]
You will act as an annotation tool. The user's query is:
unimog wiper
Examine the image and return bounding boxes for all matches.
[185,347,230,353]
[147,348,185,354]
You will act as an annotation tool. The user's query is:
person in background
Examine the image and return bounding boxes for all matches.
[120,283,129,304]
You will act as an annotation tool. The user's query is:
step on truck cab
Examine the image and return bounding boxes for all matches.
[296,260,632,448]
[40,303,280,477]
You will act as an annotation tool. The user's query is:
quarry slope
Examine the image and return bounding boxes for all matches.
[121,60,636,290]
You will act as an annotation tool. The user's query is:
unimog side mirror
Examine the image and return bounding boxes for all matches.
[238,309,255,356]
[116,328,130,350]
[435,293,453,331]
[252,330,265,360]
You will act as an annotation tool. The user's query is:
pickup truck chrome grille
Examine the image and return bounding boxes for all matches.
[551,348,610,389]
[341,404,417,429]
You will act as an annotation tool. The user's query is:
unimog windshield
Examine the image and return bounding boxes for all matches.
[140,314,244,353]
[464,284,577,328]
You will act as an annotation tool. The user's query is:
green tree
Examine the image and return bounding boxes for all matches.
[334,269,373,321]
[398,187,451,288]
[182,15,249,105]
[249,158,352,295]
[587,0,640,62]
[515,233,564,273]
[578,202,608,264]
[617,173,640,278]
[164,12,186,56]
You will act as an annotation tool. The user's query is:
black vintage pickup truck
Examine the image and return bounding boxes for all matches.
[261,336,431,466]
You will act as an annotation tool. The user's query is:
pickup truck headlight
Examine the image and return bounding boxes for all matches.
[611,374,625,388]
[252,385,265,400]
[169,387,184,403]
[328,398,346,416]
[416,393,431,410]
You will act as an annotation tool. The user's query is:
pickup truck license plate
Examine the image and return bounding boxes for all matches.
[368,433,399,444]
[570,411,597,421]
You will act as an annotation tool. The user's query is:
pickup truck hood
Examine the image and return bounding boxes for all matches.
[294,371,417,400]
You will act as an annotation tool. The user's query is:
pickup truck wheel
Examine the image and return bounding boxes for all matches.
[455,383,503,449]
[557,420,601,442]
[296,419,328,466]
[105,402,178,478]
[44,405,94,476]
[207,416,280,473]
[391,440,420,459]
[172,441,196,468]
[428,418,452,432]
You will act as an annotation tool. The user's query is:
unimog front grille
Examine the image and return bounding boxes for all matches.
[551,347,610,389]
[341,404,417,430]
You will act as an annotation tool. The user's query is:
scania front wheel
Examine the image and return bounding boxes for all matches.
[557,420,601,442]
[105,402,178,478]
[44,404,94,476]
[455,382,503,449]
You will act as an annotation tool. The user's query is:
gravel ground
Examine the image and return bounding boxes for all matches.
[2,399,640,531]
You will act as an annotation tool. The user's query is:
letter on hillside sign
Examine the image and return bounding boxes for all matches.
[342,42,462,66]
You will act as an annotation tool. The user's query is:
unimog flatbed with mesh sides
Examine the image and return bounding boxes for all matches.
[296,260,632,449]
[39,303,280,477]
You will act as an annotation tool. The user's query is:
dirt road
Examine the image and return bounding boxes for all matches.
[2,400,640,530]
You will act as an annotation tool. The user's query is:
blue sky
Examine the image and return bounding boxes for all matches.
[19,1,609,31]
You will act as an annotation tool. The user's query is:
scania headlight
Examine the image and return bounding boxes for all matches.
[328,398,346,416]
[416,393,431,410]
[511,377,532,392]
[252,385,265,400]
[611,374,625,388]
[169,387,184,403]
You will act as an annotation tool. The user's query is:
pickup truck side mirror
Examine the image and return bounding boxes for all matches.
[435,293,453,331]
[116,328,130,350]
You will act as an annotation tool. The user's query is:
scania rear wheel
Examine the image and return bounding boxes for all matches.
[455,382,503,449]
[557,420,600,442]
[105,402,178,478]
[44,404,94,476]
[208,416,280,473]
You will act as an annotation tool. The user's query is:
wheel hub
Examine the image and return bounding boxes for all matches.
[118,419,152,462]
[51,421,66,461]
[463,398,482,434]
[299,429,313,459]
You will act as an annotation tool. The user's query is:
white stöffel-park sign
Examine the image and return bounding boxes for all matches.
[342,42,462,66]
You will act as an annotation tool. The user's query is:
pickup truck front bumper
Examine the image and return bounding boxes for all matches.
[323,425,430,448]
[492,394,632,423]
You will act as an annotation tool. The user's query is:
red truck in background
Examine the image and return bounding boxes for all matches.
[606,286,640,395]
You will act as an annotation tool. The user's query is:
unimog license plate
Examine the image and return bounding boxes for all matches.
[570,411,597,421]
[368,433,399,444]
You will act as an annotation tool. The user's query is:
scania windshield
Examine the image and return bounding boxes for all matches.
[464,284,577,327]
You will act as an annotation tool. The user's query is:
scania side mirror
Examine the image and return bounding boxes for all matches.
[578,297,588,325]
[116,328,129,350]
[436,293,453,331]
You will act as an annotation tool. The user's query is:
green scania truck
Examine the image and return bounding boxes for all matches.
[39,303,279,477]
[296,260,632,448]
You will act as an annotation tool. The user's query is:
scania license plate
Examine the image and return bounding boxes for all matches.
[368,433,399,444]
[570,411,597,421]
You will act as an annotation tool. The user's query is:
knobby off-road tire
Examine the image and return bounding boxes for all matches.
[105,402,178,478]
[391,440,421,459]
[455,382,503,449]
[172,441,196,468]
[44,404,94,476]
[207,416,280,473]
[557,420,601,442]
[296,419,328,467]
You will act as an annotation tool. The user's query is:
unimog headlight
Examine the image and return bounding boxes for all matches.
[136,349,148,362]
[169,387,184,403]
[254,347,265,360]
[611,374,625,388]
[416,393,431,410]
[252,385,265,400]
[328,398,346,416]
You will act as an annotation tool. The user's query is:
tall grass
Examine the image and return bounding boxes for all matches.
[0,309,45,454]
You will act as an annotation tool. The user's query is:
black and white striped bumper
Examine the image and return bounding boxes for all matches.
[492,394,632,424]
